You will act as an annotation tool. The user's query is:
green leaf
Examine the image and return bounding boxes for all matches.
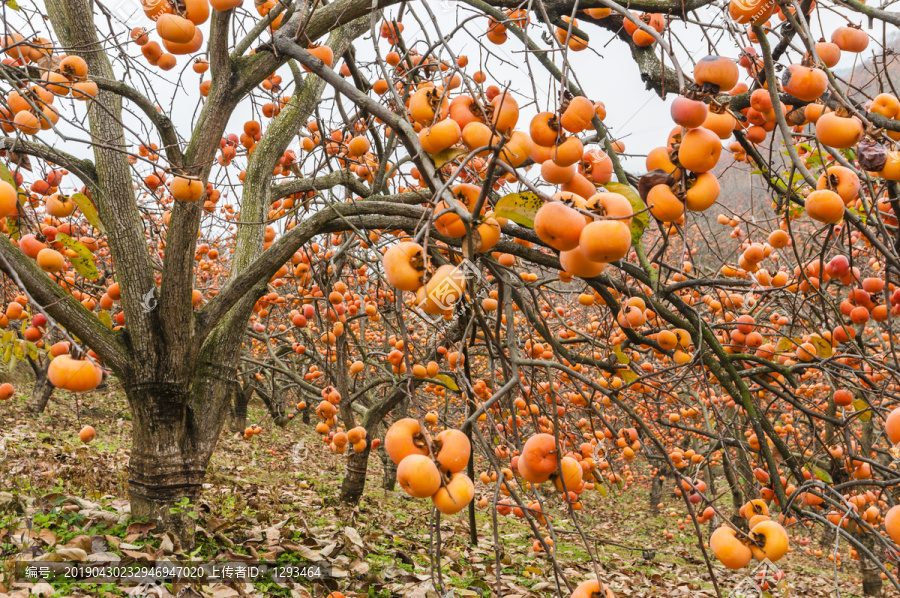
[812,465,833,484]
[70,193,105,233]
[613,343,630,365]
[849,205,867,225]
[620,370,638,383]
[596,484,607,498]
[853,398,872,422]
[431,147,467,168]
[54,233,98,280]
[4,1,19,10]
[603,182,648,244]
[2,342,11,363]
[12,340,23,360]
[6,216,18,241]
[494,192,541,228]
[24,341,38,360]
[808,336,833,359]
[435,374,459,392]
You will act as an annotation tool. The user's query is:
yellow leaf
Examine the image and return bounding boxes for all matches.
[494,192,541,228]
[435,374,459,392]
[807,335,833,359]
[431,147,467,168]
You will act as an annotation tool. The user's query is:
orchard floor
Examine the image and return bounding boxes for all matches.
[0,384,893,598]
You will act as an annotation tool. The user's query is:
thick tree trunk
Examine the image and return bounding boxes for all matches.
[340,443,372,504]
[126,383,217,545]
[27,358,54,414]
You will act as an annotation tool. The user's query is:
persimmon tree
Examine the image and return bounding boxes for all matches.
[4,0,900,595]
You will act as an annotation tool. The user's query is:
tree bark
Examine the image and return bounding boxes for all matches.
[340,443,372,504]
[126,383,217,546]
[254,380,288,426]
[857,420,882,596]
[27,357,54,414]
[857,528,883,596]
[231,381,253,432]
[339,389,409,503]
[380,446,397,491]
[649,468,665,516]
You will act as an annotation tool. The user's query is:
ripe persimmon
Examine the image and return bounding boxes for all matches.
[677,127,722,172]
[559,96,595,133]
[382,242,425,291]
[385,418,430,465]
[79,425,96,443]
[36,247,65,272]
[694,56,740,92]
[559,245,607,278]
[434,428,471,473]
[48,355,103,392]
[710,526,752,569]
[550,136,584,167]
[684,172,720,211]
[418,118,461,154]
[646,184,685,222]
[670,96,708,128]
[397,454,442,498]
[156,14,196,44]
[805,189,844,224]
[832,25,868,53]
[781,64,827,101]
[534,201,586,251]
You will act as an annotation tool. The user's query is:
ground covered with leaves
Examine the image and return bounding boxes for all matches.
[0,385,886,597]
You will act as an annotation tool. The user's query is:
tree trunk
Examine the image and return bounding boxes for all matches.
[340,443,372,504]
[649,468,665,516]
[27,358,54,414]
[857,420,882,596]
[721,450,746,527]
[380,447,397,491]
[126,383,217,546]
[857,528,883,596]
[254,381,288,426]
[231,381,253,432]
